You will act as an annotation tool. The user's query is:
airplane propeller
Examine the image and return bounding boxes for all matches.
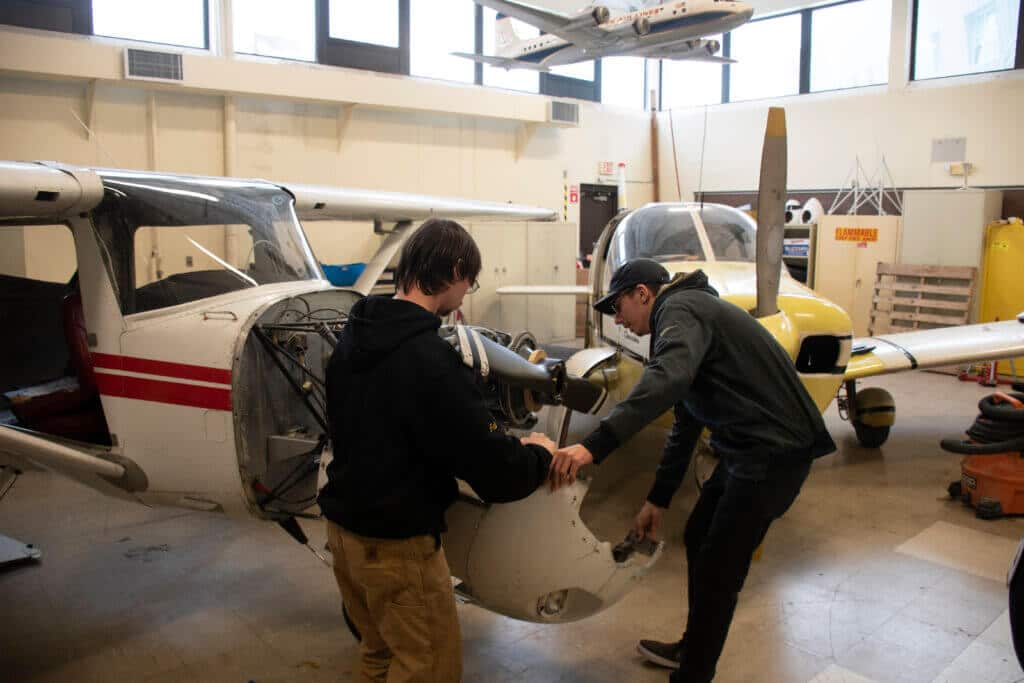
[754,107,787,318]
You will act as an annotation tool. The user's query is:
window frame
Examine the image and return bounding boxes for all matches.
[909,0,1024,81]
[316,0,409,75]
[660,0,901,110]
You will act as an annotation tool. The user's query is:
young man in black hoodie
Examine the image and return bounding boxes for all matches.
[551,258,835,683]
[318,218,555,682]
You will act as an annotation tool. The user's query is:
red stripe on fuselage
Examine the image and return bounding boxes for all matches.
[92,353,231,385]
[95,373,232,411]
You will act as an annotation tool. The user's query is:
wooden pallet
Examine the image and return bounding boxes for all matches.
[869,263,977,335]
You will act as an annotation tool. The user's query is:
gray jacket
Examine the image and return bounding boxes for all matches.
[581,270,835,507]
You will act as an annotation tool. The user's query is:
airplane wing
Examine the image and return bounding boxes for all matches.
[285,182,557,224]
[677,55,736,64]
[450,51,549,71]
[472,0,610,48]
[844,316,1024,380]
[497,285,590,295]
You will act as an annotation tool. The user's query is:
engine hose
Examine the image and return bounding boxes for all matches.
[941,391,1024,455]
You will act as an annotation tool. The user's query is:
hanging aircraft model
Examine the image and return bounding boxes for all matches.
[498,108,1024,464]
[453,0,753,71]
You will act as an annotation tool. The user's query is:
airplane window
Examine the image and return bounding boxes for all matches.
[696,205,756,262]
[607,204,706,273]
[91,173,323,315]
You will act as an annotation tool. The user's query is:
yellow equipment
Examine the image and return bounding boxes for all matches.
[980,219,1024,378]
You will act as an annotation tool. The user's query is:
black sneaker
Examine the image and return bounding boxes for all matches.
[637,638,684,669]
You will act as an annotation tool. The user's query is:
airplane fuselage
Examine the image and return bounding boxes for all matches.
[502,0,753,66]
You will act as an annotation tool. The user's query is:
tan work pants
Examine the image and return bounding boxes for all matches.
[326,521,462,682]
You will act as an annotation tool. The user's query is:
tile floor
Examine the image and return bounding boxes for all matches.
[2,371,1023,682]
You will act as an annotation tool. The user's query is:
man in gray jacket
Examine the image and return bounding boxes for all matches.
[551,257,835,683]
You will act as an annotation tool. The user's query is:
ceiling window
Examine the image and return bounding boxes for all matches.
[601,57,646,109]
[729,14,801,102]
[660,34,724,109]
[329,0,399,47]
[92,0,207,48]
[811,0,891,91]
[233,0,315,61]
[410,0,475,83]
[482,8,539,93]
[913,0,1021,79]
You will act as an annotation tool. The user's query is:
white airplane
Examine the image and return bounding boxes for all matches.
[0,161,654,627]
[453,0,753,71]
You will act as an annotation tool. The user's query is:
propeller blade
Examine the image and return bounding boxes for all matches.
[755,107,787,318]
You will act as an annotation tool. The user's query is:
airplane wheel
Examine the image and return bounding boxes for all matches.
[853,421,890,448]
[342,603,361,642]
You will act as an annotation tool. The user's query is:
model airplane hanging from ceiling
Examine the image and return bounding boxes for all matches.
[453,0,753,71]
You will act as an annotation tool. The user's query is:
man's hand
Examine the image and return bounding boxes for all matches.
[634,501,665,541]
[520,432,556,454]
[548,444,594,491]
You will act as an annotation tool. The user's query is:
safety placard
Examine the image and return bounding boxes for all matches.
[569,185,579,204]
[835,227,878,242]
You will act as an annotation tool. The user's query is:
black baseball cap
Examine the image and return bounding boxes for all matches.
[594,258,670,316]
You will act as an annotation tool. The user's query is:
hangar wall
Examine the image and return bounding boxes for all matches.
[0,24,654,279]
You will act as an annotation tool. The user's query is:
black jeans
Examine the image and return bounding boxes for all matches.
[669,458,812,683]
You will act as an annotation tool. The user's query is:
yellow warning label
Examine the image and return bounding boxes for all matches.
[835,227,879,242]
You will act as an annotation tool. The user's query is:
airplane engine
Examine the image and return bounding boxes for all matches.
[705,39,722,56]
[564,5,610,32]
[633,17,651,36]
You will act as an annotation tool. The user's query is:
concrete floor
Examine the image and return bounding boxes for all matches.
[3,371,1024,682]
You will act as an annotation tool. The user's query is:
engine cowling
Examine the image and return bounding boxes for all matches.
[592,6,610,24]
[705,39,721,56]
[633,17,651,36]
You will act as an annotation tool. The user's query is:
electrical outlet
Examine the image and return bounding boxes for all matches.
[186,255,193,267]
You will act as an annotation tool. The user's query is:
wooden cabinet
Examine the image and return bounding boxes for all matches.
[468,222,577,342]
[814,215,901,337]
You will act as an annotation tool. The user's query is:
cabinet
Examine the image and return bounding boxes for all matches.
[814,215,901,337]
[783,223,816,287]
[979,220,1024,376]
[468,222,577,342]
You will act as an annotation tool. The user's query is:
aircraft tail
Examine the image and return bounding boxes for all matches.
[494,13,522,55]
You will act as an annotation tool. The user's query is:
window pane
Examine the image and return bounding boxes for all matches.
[551,60,595,81]
[729,15,801,102]
[483,9,539,92]
[329,0,399,48]
[812,0,891,91]
[661,35,723,109]
[914,0,1020,79]
[601,57,646,109]
[411,0,475,83]
[234,0,315,61]
[92,0,206,48]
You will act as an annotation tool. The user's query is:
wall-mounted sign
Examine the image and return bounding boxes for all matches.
[598,161,616,176]
[835,227,878,242]
[569,185,579,204]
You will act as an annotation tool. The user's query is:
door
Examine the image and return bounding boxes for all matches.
[579,185,618,268]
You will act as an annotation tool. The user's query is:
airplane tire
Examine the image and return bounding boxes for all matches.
[342,603,362,642]
[853,421,890,448]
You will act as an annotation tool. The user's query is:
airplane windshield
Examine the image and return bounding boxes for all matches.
[90,172,323,315]
[607,203,706,272]
[696,204,756,262]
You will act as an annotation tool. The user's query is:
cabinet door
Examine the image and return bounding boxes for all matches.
[526,222,577,342]
[469,223,527,333]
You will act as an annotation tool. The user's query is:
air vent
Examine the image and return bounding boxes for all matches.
[548,100,580,126]
[124,48,184,82]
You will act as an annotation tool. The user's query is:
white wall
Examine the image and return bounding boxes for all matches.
[0,28,654,287]
[655,0,1024,200]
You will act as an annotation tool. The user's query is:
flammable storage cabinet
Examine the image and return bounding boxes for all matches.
[814,215,901,337]
[900,189,1003,321]
[979,219,1024,377]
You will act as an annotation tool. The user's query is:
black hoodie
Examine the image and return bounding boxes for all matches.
[317,296,552,539]
[581,270,835,507]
